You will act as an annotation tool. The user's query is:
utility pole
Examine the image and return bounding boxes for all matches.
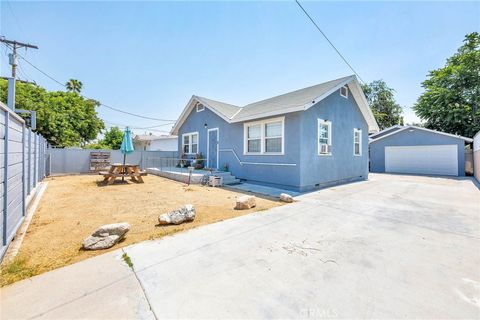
[0,38,38,78]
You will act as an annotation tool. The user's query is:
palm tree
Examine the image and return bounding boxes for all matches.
[65,79,83,93]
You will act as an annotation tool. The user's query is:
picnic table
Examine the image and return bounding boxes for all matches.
[99,163,147,184]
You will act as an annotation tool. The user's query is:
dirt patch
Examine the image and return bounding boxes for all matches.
[1,175,281,286]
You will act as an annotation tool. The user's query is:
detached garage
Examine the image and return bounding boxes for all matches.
[369,126,473,177]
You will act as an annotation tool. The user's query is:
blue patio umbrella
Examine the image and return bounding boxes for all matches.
[120,127,134,181]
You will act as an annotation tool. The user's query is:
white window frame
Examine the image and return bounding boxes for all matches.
[196,103,205,112]
[340,85,348,99]
[243,117,285,155]
[317,119,332,156]
[182,131,199,154]
[353,128,362,156]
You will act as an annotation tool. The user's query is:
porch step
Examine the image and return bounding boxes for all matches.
[208,171,241,185]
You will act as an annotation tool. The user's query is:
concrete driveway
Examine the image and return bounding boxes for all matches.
[2,174,480,319]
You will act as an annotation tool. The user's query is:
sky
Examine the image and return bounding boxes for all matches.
[0,1,479,135]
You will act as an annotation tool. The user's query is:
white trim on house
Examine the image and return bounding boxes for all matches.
[353,128,362,156]
[219,149,297,166]
[340,85,348,99]
[243,116,285,155]
[196,102,205,112]
[369,126,473,143]
[182,131,199,154]
[207,128,219,169]
[171,96,233,135]
[171,76,380,135]
[318,119,332,156]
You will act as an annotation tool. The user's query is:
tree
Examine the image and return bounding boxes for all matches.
[65,79,83,93]
[0,79,104,147]
[101,127,124,150]
[413,32,480,137]
[362,80,404,130]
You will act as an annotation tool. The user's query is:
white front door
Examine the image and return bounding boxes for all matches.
[385,145,458,176]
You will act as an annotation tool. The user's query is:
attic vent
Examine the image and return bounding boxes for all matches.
[340,86,348,99]
[196,103,205,112]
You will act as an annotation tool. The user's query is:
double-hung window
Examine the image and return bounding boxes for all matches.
[244,117,284,154]
[246,124,261,153]
[182,132,198,154]
[353,128,362,156]
[318,119,332,155]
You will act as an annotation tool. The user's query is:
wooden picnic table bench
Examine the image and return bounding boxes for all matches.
[99,163,147,184]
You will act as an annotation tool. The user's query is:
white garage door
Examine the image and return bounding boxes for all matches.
[385,145,458,176]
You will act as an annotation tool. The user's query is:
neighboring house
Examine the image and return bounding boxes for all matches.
[369,126,473,176]
[170,75,379,191]
[474,130,480,182]
[133,134,178,151]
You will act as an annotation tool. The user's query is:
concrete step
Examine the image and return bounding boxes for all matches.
[209,171,233,177]
[221,176,239,184]
[223,178,241,185]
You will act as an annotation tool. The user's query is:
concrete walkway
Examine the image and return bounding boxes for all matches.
[0,251,155,320]
[2,174,479,319]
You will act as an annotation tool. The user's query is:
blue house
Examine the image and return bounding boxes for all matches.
[369,125,473,176]
[171,75,379,192]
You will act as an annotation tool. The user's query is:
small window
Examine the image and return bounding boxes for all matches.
[340,86,348,99]
[182,132,199,154]
[247,124,261,153]
[318,119,332,155]
[196,103,205,112]
[353,128,362,156]
[264,121,282,153]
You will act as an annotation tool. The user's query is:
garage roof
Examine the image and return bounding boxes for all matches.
[369,126,473,143]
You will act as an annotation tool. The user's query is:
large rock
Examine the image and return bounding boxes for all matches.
[235,195,256,210]
[158,204,196,225]
[83,222,130,250]
[279,193,293,203]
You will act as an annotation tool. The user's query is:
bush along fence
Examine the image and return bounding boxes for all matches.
[1,102,48,260]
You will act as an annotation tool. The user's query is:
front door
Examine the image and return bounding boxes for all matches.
[208,128,219,169]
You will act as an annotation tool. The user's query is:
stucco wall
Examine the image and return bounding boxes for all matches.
[369,128,466,176]
[150,138,178,151]
[178,107,302,189]
[299,87,369,190]
[474,131,480,182]
[178,87,370,191]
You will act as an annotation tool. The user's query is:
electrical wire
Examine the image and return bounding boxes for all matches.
[1,43,177,122]
[294,0,365,84]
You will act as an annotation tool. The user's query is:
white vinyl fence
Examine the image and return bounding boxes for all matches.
[48,149,178,174]
[1,102,48,259]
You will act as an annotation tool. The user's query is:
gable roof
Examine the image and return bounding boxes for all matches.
[369,125,403,140]
[171,75,379,134]
[369,125,473,143]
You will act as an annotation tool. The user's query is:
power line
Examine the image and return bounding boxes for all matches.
[294,0,365,84]
[1,42,177,122]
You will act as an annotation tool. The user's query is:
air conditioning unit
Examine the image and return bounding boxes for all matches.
[319,144,330,154]
[208,176,223,187]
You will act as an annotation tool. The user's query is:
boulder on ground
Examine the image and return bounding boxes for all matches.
[235,195,256,210]
[83,222,130,250]
[158,204,196,225]
[279,193,293,203]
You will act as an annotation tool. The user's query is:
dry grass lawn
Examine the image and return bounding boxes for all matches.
[0,174,281,286]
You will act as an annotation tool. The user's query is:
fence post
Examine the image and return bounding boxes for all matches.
[3,110,9,246]
[33,133,37,188]
[27,129,31,195]
[22,122,26,217]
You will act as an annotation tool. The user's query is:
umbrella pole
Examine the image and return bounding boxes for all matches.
[122,153,126,182]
